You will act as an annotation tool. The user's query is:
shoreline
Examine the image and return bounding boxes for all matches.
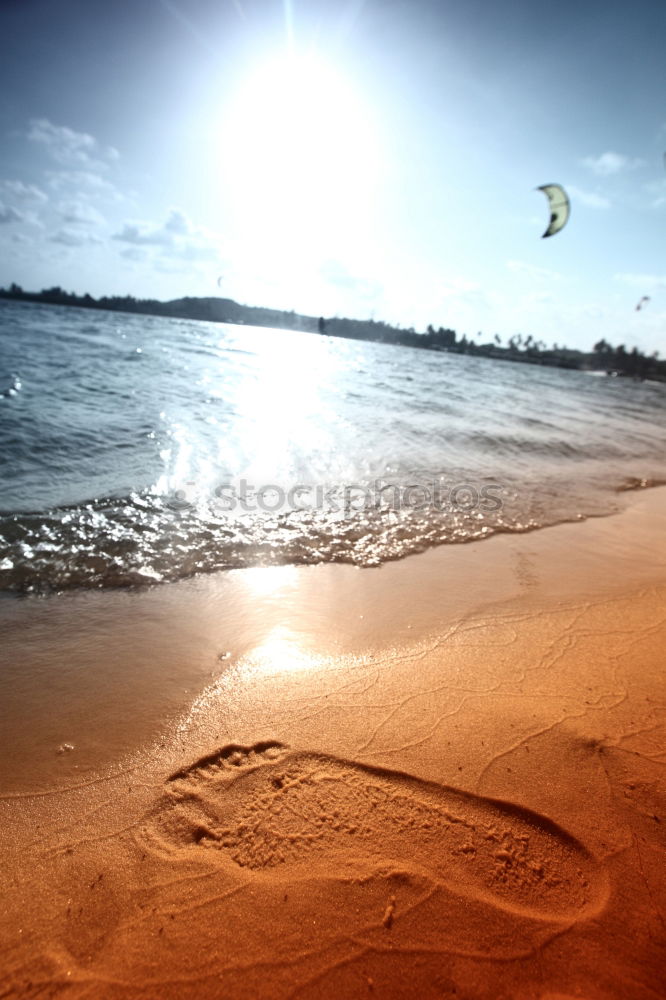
[1,487,665,998]
[1,485,665,795]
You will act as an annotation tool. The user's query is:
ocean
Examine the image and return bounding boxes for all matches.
[1,298,665,592]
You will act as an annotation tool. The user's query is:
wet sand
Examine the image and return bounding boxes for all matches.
[1,489,665,999]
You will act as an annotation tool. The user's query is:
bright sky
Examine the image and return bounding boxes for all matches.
[1,0,665,353]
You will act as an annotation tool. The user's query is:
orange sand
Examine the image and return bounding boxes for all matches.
[1,489,665,999]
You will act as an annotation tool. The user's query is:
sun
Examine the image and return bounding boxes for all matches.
[220,50,381,269]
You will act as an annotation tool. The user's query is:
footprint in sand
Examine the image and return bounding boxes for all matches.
[142,741,607,924]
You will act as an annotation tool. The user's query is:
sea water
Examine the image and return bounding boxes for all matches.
[1,299,665,591]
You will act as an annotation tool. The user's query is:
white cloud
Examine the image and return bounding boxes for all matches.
[113,208,226,262]
[567,185,611,209]
[0,202,26,224]
[319,258,383,303]
[46,170,122,200]
[0,180,48,203]
[28,119,119,169]
[163,209,191,235]
[57,199,105,226]
[643,176,666,208]
[614,272,666,289]
[523,291,555,306]
[506,259,562,281]
[49,228,103,246]
[168,242,220,262]
[113,218,172,246]
[440,276,480,297]
[120,247,148,261]
[154,257,197,274]
[581,151,643,176]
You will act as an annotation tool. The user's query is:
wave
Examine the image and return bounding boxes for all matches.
[1,478,660,593]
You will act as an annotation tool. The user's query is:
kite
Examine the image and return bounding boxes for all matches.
[537,184,570,238]
[635,296,650,311]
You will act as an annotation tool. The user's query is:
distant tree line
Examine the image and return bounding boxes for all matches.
[1,283,664,381]
[590,338,662,379]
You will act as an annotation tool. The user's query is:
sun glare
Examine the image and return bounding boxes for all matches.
[244,627,318,677]
[221,51,380,267]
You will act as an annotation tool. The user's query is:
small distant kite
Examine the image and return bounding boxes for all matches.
[635,296,650,311]
[537,183,570,238]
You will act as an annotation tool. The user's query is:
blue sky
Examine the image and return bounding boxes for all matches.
[1,0,666,352]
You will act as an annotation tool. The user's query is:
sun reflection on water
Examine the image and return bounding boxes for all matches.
[239,564,300,596]
[223,329,349,484]
[156,326,355,497]
[244,626,314,677]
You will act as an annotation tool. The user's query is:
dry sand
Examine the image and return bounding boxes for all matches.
[1,489,665,999]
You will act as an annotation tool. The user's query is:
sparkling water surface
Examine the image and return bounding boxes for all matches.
[1,299,665,591]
